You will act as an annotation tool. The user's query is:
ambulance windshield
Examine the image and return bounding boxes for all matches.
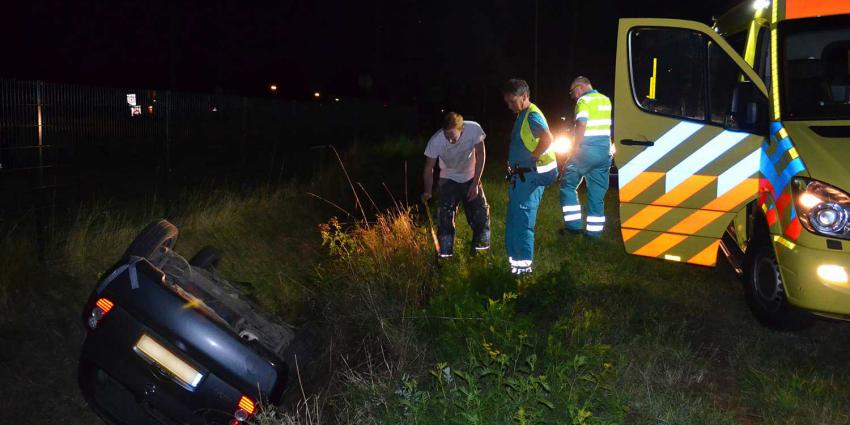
[781,15,850,120]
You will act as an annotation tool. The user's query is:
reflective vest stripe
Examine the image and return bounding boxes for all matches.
[576,92,612,139]
[520,103,557,167]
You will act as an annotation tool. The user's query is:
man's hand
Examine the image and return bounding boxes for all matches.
[421,192,432,203]
[466,183,479,201]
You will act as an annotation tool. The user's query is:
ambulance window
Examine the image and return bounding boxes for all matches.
[709,41,743,124]
[725,32,748,57]
[629,28,707,121]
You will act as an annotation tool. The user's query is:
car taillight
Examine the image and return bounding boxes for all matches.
[87,298,114,330]
[230,395,256,423]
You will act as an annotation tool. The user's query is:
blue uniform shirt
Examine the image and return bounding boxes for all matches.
[509,107,548,168]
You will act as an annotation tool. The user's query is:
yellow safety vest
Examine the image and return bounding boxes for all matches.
[520,103,557,170]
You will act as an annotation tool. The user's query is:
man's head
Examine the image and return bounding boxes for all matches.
[442,112,464,143]
[502,79,531,114]
[569,76,593,100]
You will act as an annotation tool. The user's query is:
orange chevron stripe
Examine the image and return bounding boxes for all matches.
[633,233,688,258]
[622,228,640,242]
[655,175,716,207]
[668,210,726,235]
[619,172,665,203]
[621,205,673,230]
[687,240,720,266]
[703,178,758,212]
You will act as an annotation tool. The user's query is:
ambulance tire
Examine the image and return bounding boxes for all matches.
[744,236,814,331]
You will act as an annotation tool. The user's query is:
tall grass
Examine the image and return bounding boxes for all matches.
[4,136,850,424]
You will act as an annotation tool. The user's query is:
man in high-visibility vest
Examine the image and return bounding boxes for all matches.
[502,79,558,276]
[559,76,612,237]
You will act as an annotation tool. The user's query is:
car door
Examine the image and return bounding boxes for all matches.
[614,18,769,266]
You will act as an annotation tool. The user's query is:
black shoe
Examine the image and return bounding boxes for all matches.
[558,228,582,236]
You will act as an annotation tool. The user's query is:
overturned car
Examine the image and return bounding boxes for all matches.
[78,219,301,424]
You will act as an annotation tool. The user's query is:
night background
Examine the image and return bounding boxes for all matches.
[2,0,740,124]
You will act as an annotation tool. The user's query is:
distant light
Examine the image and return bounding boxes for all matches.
[313,91,321,98]
[553,135,572,154]
[440,109,444,113]
[334,97,340,102]
[560,116,566,121]
[269,84,278,92]
[753,0,770,10]
[818,265,848,285]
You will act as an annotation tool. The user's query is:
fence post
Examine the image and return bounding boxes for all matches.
[35,81,46,262]
[164,90,172,214]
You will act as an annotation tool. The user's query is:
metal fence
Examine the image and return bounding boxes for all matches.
[0,80,417,223]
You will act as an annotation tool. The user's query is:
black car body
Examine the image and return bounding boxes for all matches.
[78,220,295,425]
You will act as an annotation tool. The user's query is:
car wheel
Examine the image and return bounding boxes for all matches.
[189,245,222,270]
[123,219,179,260]
[744,235,813,330]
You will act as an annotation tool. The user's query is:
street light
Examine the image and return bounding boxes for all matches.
[313,91,321,99]
[269,84,278,93]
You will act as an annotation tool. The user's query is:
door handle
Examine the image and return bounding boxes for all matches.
[621,139,654,146]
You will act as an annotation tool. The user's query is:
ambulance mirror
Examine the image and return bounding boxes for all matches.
[727,80,767,134]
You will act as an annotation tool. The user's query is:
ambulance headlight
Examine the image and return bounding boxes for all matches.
[792,177,850,239]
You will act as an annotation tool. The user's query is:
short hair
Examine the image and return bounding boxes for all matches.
[442,112,464,130]
[502,79,530,97]
[571,76,592,87]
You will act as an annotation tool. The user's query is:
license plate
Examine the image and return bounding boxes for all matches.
[134,334,204,389]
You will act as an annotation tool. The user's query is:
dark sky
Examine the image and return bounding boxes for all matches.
[1,0,741,121]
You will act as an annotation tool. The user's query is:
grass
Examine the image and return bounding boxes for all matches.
[2,137,850,424]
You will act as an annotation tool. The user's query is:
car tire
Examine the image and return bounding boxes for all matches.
[744,234,814,330]
[189,245,222,270]
[123,219,179,260]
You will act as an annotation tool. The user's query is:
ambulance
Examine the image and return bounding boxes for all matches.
[613,0,850,329]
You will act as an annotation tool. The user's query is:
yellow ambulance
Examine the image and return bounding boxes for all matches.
[613,0,850,329]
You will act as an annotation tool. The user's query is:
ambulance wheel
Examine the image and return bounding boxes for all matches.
[744,236,813,331]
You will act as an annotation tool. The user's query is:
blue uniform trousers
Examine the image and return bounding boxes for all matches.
[559,144,612,237]
[506,168,557,274]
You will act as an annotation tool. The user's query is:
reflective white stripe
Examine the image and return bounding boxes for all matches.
[618,122,704,189]
[597,105,612,111]
[586,224,604,232]
[562,205,581,212]
[584,129,611,137]
[587,216,606,223]
[474,245,490,251]
[576,111,590,119]
[665,130,749,193]
[536,161,558,173]
[509,259,532,267]
[563,213,582,222]
[439,254,452,258]
[716,148,760,197]
[586,119,612,127]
